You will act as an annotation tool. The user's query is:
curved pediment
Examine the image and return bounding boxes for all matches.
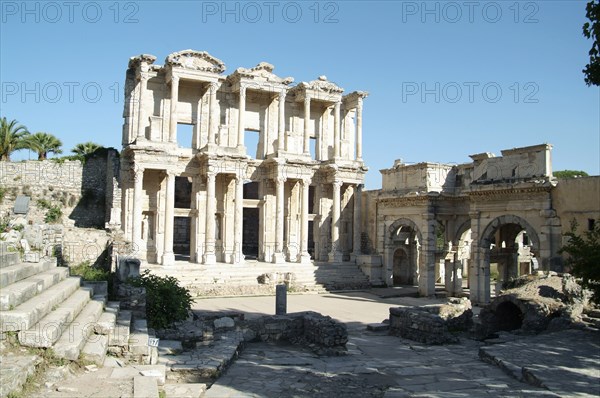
[298,76,344,94]
[232,62,294,86]
[128,54,157,70]
[165,50,225,74]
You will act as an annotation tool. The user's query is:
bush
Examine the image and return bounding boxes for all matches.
[70,260,113,297]
[127,270,193,330]
[0,187,6,204]
[44,206,62,223]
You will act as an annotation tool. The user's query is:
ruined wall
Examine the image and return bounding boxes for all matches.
[552,176,600,236]
[0,149,120,228]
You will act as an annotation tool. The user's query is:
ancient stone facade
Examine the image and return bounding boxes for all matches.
[363,144,600,305]
[120,50,367,266]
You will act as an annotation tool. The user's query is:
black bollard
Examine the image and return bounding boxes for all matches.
[275,284,287,315]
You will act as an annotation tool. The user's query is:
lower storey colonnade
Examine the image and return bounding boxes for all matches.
[124,167,364,266]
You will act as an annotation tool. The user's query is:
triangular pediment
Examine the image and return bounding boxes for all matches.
[165,50,225,74]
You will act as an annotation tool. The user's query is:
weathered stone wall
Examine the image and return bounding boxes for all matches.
[552,176,600,237]
[389,298,473,345]
[0,149,119,229]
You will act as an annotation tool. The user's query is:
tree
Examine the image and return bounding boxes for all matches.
[583,0,600,86]
[25,132,63,160]
[72,142,103,156]
[0,117,29,161]
[560,220,600,304]
[554,170,589,179]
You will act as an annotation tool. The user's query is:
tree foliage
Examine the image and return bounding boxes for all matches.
[554,170,589,179]
[25,132,63,160]
[127,270,193,329]
[583,0,600,86]
[72,142,103,156]
[0,117,29,161]
[560,219,600,304]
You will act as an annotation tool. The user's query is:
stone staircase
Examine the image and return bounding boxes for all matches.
[0,246,121,396]
[143,260,371,297]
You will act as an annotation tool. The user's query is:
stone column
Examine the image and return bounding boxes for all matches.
[161,171,175,265]
[231,174,244,264]
[169,75,179,144]
[278,90,286,153]
[190,177,202,263]
[356,97,363,160]
[131,166,144,255]
[203,171,217,264]
[329,180,343,262]
[136,74,148,140]
[418,214,436,297]
[208,82,219,145]
[333,101,341,158]
[351,184,362,261]
[298,178,311,263]
[303,96,311,155]
[237,85,246,150]
[272,176,286,263]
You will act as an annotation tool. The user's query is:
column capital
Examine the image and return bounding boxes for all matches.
[239,84,247,97]
[170,74,180,85]
[275,176,287,184]
[300,177,311,186]
[206,170,218,179]
[209,81,220,93]
[279,89,286,99]
[304,96,311,105]
[332,179,343,188]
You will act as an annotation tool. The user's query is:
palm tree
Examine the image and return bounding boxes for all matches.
[0,117,29,161]
[25,132,63,160]
[72,142,103,156]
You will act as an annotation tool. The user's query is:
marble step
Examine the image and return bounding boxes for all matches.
[0,258,56,289]
[108,310,132,348]
[134,375,159,398]
[0,277,81,332]
[81,334,109,365]
[0,267,69,310]
[18,287,92,347]
[53,299,104,359]
[0,251,20,269]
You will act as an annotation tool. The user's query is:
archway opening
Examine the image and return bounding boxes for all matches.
[495,301,524,331]
[391,225,419,286]
[489,223,537,285]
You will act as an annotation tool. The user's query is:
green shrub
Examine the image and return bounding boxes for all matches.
[70,260,109,281]
[44,206,62,223]
[0,187,6,204]
[127,270,193,330]
[37,199,52,209]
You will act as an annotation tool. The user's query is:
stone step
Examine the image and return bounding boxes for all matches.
[134,375,159,398]
[81,334,108,365]
[0,354,39,398]
[94,311,117,335]
[109,364,166,385]
[0,276,82,332]
[53,299,104,360]
[0,251,20,269]
[0,258,56,289]
[163,383,207,398]
[18,287,92,347]
[0,267,69,310]
[109,310,132,348]
[130,319,150,357]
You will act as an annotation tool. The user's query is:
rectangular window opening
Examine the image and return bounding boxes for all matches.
[177,123,194,148]
[310,136,316,160]
[245,129,260,159]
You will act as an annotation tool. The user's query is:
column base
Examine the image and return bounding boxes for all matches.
[203,253,216,265]
[350,253,362,263]
[328,251,343,263]
[272,252,286,264]
[230,252,245,264]
[161,252,175,266]
[297,252,312,264]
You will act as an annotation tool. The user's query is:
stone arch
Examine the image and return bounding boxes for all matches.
[388,218,422,244]
[453,219,472,246]
[479,214,540,251]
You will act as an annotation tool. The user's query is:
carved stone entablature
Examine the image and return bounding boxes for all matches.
[165,50,225,74]
[128,54,157,70]
[228,62,294,88]
[343,91,369,108]
[467,186,551,202]
[378,195,431,209]
[290,76,345,102]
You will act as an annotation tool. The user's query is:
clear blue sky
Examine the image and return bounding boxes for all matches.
[2,0,599,188]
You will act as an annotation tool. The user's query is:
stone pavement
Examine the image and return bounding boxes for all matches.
[196,291,597,398]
